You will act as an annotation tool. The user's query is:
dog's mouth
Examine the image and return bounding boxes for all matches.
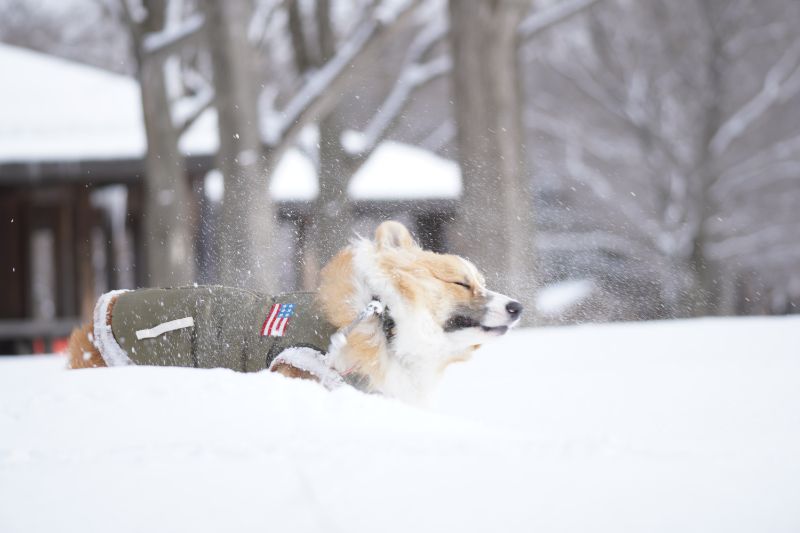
[444,315,511,335]
[480,325,508,335]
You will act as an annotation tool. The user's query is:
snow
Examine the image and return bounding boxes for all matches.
[1,316,799,532]
[204,149,320,202]
[0,44,460,202]
[269,149,319,201]
[348,141,462,200]
[535,278,594,315]
[0,43,216,162]
[252,142,461,202]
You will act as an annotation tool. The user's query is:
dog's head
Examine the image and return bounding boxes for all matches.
[319,221,522,365]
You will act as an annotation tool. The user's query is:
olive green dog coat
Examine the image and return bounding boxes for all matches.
[93,286,337,372]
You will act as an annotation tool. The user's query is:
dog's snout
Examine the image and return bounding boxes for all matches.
[506,300,523,318]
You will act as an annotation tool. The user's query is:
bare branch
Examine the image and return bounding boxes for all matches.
[141,13,206,61]
[710,39,800,156]
[719,133,800,181]
[261,0,423,150]
[342,55,451,155]
[339,19,449,154]
[724,20,790,57]
[524,107,639,161]
[175,87,215,137]
[562,142,667,248]
[708,224,800,261]
[536,231,652,260]
[712,133,800,198]
[248,0,286,47]
[519,0,604,40]
[119,0,145,50]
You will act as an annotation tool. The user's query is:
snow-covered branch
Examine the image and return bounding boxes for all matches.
[174,86,215,136]
[342,55,451,155]
[261,0,422,149]
[248,0,284,47]
[142,13,205,60]
[121,0,147,26]
[712,162,800,202]
[518,0,604,40]
[724,20,790,57]
[339,19,449,155]
[714,133,800,192]
[524,108,639,161]
[710,39,800,156]
[562,142,674,251]
[708,224,799,261]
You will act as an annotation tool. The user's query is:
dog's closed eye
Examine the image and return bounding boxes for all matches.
[451,281,472,290]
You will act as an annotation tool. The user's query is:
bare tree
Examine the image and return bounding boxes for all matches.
[447,0,531,306]
[446,0,601,313]
[121,0,203,287]
[289,0,450,279]
[524,0,800,316]
[251,0,428,286]
[0,0,133,74]
[201,0,277,290]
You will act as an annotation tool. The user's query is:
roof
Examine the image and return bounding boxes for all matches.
[0,44,461,200]
[0,43,215,162]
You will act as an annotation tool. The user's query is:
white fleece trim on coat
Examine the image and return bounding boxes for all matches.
[93,289,134,366]
[269,347,344,390]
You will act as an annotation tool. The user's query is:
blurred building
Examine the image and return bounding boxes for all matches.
[0,44,459,354]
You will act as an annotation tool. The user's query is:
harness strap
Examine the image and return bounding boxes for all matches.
[270,299,389,392]
[325,299,385,365]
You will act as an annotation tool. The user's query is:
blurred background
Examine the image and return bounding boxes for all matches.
[0,0,798,354]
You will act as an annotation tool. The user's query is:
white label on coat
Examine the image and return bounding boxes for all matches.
[136,317,195,340]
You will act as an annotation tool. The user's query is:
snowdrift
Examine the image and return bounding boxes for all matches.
[1,317,799,533]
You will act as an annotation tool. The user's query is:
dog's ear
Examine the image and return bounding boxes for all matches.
[375,221,418,250]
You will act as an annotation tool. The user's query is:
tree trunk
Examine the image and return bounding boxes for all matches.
[447,0,536,313]
[302,0,356,286]
[137,0,195,287]
[202,0,277,291]
[688,0,726,317]
[308,116,357,282]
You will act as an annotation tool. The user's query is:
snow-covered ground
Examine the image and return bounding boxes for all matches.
[1,317,799,533]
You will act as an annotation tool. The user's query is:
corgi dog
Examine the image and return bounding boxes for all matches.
[294,220,523,403]
[68,221,522,405]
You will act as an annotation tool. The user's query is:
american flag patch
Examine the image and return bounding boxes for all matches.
[261,303,295,337]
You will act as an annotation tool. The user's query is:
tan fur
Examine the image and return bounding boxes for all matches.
[67,322,106,369]
[270,362,317,381]
[375,220,419,250]
[338,330,387,388]
[317,249,358,328]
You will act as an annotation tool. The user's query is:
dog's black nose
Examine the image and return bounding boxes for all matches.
[506,300,523,317]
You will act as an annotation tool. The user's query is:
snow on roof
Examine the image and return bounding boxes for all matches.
[348,141,461,200]
[267,141,462,202]
[0,43,216,162]
[0,44,461,201]
[269,149,319,202]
